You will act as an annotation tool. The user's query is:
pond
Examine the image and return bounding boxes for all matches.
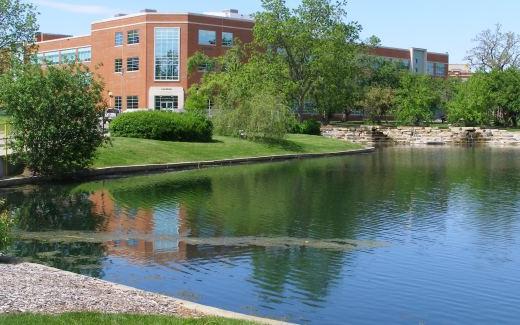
[2,147,520,324]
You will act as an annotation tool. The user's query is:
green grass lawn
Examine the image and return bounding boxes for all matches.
[94,134,363,168]
[0,313,255,325]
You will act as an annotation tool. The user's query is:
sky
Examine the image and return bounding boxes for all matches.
[31,0,520,63]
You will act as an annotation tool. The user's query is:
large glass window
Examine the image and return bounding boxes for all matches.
[114,58,123,73]
[198,30,216,45]
[154,96,179,110]
[115,32,124,46]
[36,53,45,65]
[45,51,60,65]
[427,62,435,75]
[127,30,140,44]
[127,57,139,71]
[60,49,76,62]
[127,96,139,109]
[222,32,233,47]
[435,63,446,77]
[155,27,180,81]
[78,47,91,62]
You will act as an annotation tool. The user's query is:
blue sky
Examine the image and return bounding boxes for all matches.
[32,0,520,63]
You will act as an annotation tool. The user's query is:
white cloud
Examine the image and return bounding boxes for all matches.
[33,0,117,15]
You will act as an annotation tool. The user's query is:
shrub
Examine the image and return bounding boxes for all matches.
[110,111,213,142]
[0,201,13,252]
[291,119,322,135]
[213,91,295,140]
[0,63,106,176]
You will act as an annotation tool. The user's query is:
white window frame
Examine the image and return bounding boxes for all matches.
[127,30,140,45]
[198,29,217,46]
[126,57,139,72]
[77,47,91,62]
[115,32,124,47]
[126,96,139,109]
[154,27,181,82]
[222,32,233,47]
[114,58,123,73]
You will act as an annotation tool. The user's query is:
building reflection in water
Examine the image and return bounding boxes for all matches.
[89,190,189,264]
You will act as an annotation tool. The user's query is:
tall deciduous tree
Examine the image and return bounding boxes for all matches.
[393,74,442,126]
[466,24,520,72]
[0,0,38,73]
[254,0,362,119]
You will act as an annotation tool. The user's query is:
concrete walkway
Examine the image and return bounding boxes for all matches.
[0,262,292,324]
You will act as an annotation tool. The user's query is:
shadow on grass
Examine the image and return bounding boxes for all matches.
[256,138,304,152]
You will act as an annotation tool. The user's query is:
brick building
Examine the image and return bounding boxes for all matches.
[448,64,473,81]
[35,9,253,111]
[35,9,448,111]
[370,46,449,78]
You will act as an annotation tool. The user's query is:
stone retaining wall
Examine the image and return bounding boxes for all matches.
[322,126,520,146]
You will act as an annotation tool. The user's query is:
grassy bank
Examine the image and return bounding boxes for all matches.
[0,313,255,325]
[94,134,362,168]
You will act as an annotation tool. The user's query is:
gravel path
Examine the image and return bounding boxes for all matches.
[0,262,201,317]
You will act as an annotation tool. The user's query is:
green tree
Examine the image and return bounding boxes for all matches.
[187,43,294,140]
[360,86,395,124]
[254,0,362,119]
[393,74,442,125]
[447,72,492,126]
[0,63,107,176]
[0,0,38,73]
[184,86,210,115]
[447,69,520,127]
[488,68,520,127]
[357,57,408,123]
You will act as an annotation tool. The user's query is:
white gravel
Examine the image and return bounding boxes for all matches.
[0,262,291,325]
[0,262,201,316]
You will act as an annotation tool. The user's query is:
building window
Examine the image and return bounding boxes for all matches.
[127,96,139,109]
[114,58,123,73]
[127,30,139,44]
[60,49,76,63]
[427,62,435,75]
[114,96,122,110]
[115,32,124,46]
[222,32,233,47]
[155,27,180,81]
[36,53,45,65]
[198,30,216,45]
[154,96,179,110]
[78,47,91,62]
[197,63,211,72]
[44,51,60,65]
[127,57,139,71]
[435,63,446,77]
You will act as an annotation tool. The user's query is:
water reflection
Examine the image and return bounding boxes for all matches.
[2,147,520,324]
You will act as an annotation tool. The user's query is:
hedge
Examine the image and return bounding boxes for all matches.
[291,120,322,135]
[110,111,213,142]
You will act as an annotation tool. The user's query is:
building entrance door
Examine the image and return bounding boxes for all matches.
[154,96,179,111]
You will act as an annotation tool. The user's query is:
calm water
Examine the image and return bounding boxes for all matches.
[3,147,520,324]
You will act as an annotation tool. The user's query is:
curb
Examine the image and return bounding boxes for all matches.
[0,147,375,188]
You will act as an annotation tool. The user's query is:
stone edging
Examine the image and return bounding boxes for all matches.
[0,147,375,188]
[322,126,520,146]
